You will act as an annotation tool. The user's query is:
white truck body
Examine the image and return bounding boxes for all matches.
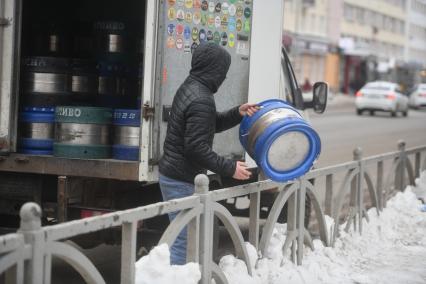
[0,0,287,182]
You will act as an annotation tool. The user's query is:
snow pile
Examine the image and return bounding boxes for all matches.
[134,244,200,284]
[135,171,426,284]
[412,170,426,203]
[219,177,426,284]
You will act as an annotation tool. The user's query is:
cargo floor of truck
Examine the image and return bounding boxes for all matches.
[0,154,140,180]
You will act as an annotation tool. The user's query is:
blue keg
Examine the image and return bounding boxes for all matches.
[112,109,140,161]
[239,99,321,182]
[19,107,55,155]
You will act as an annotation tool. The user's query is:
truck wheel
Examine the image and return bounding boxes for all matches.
[391,111,397,117]
[369,110,375,116]
[402,110,408,117]
[356,109,363,115]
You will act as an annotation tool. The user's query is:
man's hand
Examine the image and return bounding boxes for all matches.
[239,103,260,117]
[233,161,252,180]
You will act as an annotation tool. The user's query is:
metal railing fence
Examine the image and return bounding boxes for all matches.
[1,140,426,284]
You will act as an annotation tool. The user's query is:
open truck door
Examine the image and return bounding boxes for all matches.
[0,0,22,155]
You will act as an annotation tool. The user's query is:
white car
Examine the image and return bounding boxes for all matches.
[355,81,409,117]
[408,84,426,109]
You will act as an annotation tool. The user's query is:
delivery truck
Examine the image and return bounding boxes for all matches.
[0,0,327,245]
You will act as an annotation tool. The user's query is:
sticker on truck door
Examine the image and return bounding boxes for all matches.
[199,29,207,42]
[176,24,184,35]
[176,37,184,50]
[229,4,237,16]
[167,37,176,48]
[221,32,228,46]
[193,11,201,24]
[228,33,235,48]
[194,0,201,9]
[167,24,176,35]
[185,0,193,8]
[185,12,193,23]
[236,40,250,56]
[168,8,176,20]
[176,9,185,21]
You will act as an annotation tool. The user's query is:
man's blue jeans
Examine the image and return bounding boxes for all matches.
[159,174,195,265]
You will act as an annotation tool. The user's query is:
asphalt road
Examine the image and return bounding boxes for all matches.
[310,95,426,167]
[8,96,426,284]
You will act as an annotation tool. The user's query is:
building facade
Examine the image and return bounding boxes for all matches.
[283,0,331,89]
[339,0,407,94]
[405,0,426,84]
[283,0,426,94]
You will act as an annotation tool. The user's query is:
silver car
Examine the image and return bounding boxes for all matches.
[408,84,426,109]
[355,81,409,117]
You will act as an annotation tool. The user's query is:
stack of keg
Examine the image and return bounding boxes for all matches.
[18,107,55,155]
[19,20,142,160]
[112,109,141,161]
[94,21,139,109]
[70,58,98,105]
[21,56,72,107]
[54,106,112,159]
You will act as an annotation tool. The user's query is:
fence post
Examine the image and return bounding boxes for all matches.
[325,174,333,216]
[414,151,421,179]
[397,140,406,191]
[296,179,306,265]
[194,174,213,284]
[18,202,45,284]
[353,147,364,234]
[248,191,260,250]
[376,161,384,211]
[120,221,137,284]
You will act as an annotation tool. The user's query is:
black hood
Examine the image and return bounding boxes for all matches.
[189,42,231,93]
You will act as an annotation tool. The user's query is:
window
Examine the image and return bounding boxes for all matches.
[375,14,383,29]
[357,8,365,25]
[344,4,354,22]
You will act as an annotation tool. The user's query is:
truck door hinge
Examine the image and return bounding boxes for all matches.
[0,18,11,27]
[142,103,155,121]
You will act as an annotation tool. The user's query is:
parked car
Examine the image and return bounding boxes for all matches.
[355,81,409,117]
[408,84,426,109]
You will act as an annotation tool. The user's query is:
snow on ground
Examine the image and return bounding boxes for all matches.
[413,170,426,204]
[220,171,426,284]
[134,243,200,284]
[135,171,426,284]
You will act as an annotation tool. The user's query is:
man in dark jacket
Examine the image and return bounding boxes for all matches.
[159,42,258,265]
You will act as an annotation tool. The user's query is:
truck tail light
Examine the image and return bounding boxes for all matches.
[386,93,396,100]
[419,93,426,97]
[356,91,363,97]
[80,209,108,219]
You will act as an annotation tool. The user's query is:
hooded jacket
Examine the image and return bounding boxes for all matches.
[159,42,242,184]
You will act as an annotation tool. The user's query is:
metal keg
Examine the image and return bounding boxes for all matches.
[70,59,98,105]
[112,109,140,161]
[29,22,70,56]
[22,57,71,107]
[54,106,112,159]
[94,21,127,56]
[239,99,321,182]
[18,107,55,155]
[95,61,136,108]
[97,61,125,96]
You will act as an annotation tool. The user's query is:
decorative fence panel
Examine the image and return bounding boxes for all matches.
[1,141,426,284]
